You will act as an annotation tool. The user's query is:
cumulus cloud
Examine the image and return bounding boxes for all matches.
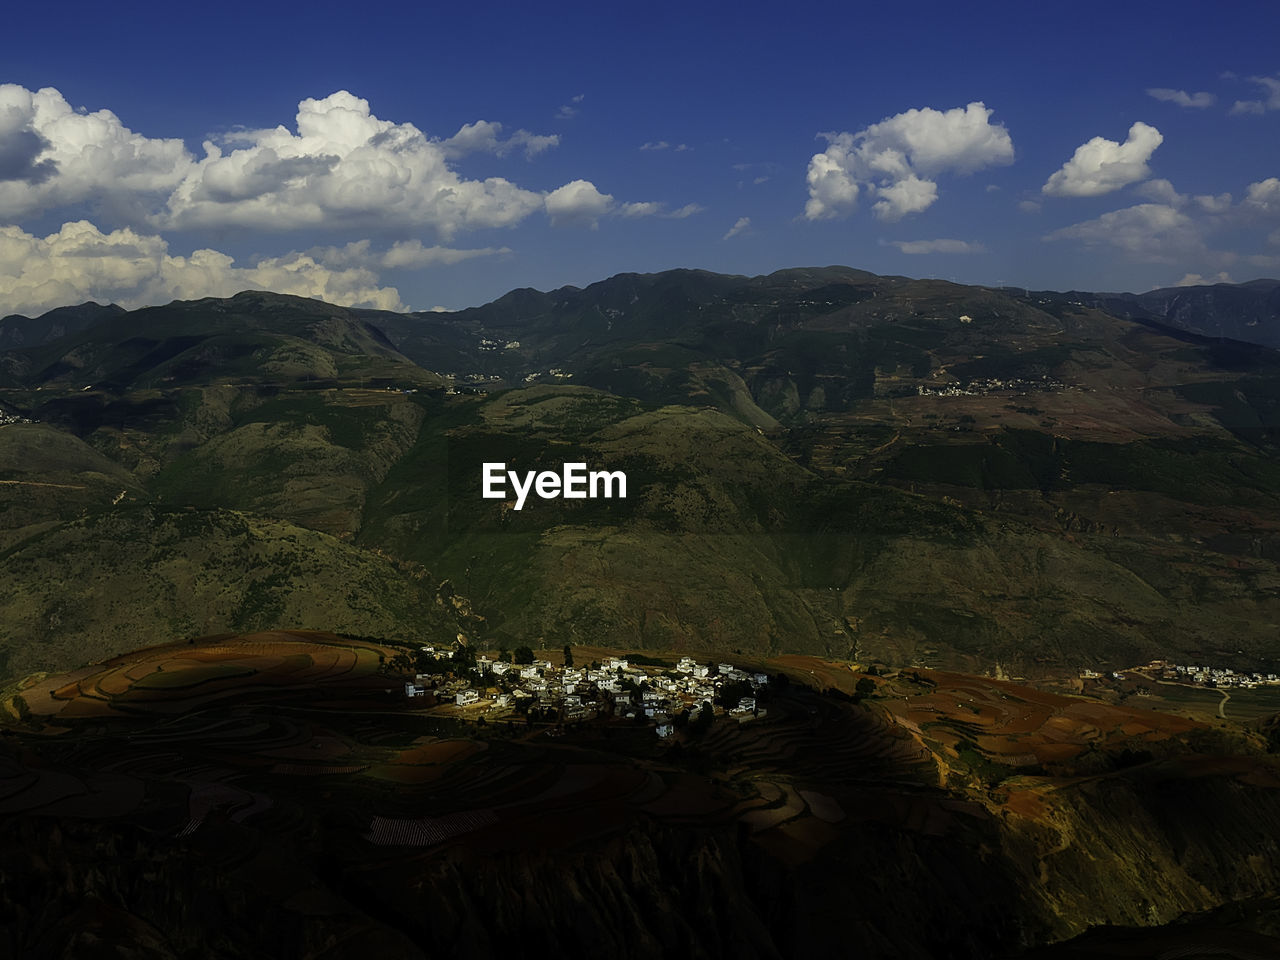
[1146,88,1215,108]
[886,238,986,255]
[873,175,937,220]
[1047,174,1280,274]
[1136,178,1234,213]
[162,91,553,237]
[639,140,689,152]
[0,220,408,317]
[723,217,751,239]
[439,120,559,160]
[544,179,614,227]
[0,84,191,221]
[803,102,1013,221]
[1245,178,1280,212]
[0,86,629,240]
[1018,199,1042,214]
[1045,203,1201,262]
[1231,74,1280,115]
[1042,122,1162,197]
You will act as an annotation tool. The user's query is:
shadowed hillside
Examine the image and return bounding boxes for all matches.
[2,271,1280,688]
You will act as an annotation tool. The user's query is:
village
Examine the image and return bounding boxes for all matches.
[1083,660,1280,690]
[0,407,32,427]
[397,646,770,737]
[916,375,1064,398]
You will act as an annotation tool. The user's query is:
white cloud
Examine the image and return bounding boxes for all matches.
[872,175,937,221]
[1135,178,1183,205]
[640,141,669,151]
[618,200,704,219]
[1176,271,1233,286]
[667,203,703,219]
[803,102,1013,221]
[619,201,661,218]
[1045,203,1202,262]
[1018,199,1042,214]
[439,120,558,160]
[1042,122,1163,197]
[1195,192,1234,214]
[0,220,408,316]
[544,179,613,227]
[1231,74,1280,115]
[306,238,511,270]
[163,91,552,238]
[0,84,191,221]
[1136,178,1235,214]
[887,238,986,255]
[556,94,585,120]
[723,217,751,239]
[0,86,668,242]
[1048,174,1280,276]
[1245,178,1280,213]
[1146,88,1215,108]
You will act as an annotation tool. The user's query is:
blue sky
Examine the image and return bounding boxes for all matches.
[2,0,1279,316]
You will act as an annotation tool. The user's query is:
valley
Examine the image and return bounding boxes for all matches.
[3,266,1280,955]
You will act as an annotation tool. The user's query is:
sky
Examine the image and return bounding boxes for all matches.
[2,0,1279,317]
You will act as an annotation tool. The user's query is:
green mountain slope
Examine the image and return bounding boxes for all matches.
[3,270,1280,686]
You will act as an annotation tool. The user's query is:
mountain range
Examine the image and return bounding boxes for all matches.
[3,268,1280,688]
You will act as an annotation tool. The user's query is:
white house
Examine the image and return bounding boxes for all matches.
[456,689,480,706]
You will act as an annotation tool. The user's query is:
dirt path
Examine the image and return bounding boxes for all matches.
[0,479,87,490]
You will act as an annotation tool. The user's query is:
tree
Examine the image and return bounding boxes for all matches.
[855,677,877,698]
[716,679,753,709]
[690,702,714,737]
[513,646,535,665]
[563,643,574,668]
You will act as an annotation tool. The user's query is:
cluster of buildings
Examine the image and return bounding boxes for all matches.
[1146,660,1280,689]
[0,407,32,426]
[916,376,1063,398]
[403,650,771,737]
[522,368,573,383]
[478,338,520,352]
